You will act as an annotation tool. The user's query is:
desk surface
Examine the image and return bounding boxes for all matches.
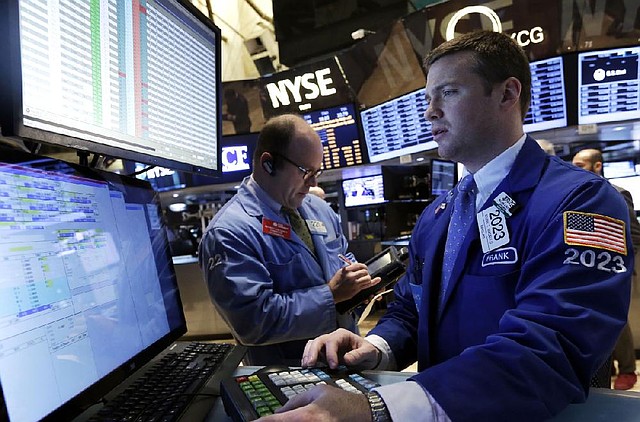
[202,367,640,421]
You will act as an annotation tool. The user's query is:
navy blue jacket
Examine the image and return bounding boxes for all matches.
[370,138,633,420]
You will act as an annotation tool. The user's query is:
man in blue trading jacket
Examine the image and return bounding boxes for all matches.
[198,114,380,365]
[262,31,633,421]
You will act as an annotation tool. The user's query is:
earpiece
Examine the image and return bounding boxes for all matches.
[262,160,275,175]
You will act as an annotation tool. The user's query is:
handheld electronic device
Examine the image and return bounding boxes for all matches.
[336,246,408,314]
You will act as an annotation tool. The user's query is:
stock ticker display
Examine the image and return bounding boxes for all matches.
[360,88,436,163]
[302,103,366,170]
[524,56,568,132]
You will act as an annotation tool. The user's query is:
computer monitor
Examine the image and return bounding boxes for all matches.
[603,160,637,179]
[0,145,186,421]
[524,56,568,133]
[360,87,436,163]
[430,158,457,196]
[608,175,640,211]
[578,46,640,125]
[0,0,222,176]
[342,174,385,207]
[301,104,368,170]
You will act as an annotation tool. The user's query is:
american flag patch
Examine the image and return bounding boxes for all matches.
[564,211,627,254]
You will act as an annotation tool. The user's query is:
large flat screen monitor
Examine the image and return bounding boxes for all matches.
[342,174,385,207]
[302,104,367,170]
[0,144,186,421]
[360,87,436,163]
[524,56,568,133]
[578,46,640,125]
[0,0,222,176]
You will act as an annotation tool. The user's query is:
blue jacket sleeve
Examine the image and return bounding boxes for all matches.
[199,224,340,346]
[371,170,633,421]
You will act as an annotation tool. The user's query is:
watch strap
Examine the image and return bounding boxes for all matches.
[367,390,392,422]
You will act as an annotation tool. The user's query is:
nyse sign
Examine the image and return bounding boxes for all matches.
[265,68,337,110]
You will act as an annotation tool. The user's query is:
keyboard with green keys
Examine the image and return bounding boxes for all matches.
[220,366,380,421]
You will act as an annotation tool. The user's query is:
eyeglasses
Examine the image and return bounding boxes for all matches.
[273,152,323,182]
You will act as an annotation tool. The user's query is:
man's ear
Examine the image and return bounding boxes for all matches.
[594,161,603,176]
[500,77,522,111]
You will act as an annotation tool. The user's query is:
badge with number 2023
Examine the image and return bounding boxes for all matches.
[477,205,510,253]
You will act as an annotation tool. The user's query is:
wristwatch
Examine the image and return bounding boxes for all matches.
[366,391,392,422]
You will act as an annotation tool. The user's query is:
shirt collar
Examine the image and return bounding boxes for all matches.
[462,134,527,209]
[246,175,285,216]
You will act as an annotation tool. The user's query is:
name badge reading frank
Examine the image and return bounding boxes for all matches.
[262,217,291,239]
[482,247,518,267]
[477,205,510,253]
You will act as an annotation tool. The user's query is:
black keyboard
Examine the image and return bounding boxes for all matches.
[91,342,244,422]
[221,366,380,421]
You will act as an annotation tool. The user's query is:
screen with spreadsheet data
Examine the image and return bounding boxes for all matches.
[524,56,568,133]
[0,146,185,422]
[360,88,436,163]
[0,0,222,176]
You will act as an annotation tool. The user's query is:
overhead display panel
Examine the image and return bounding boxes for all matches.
[360,87,436,163]
[524,56,568,133]
[578,46,640,125]
[301,103,368,170]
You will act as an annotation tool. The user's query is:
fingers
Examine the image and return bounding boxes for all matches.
[302,339,320,368]
[275,388,315,413]
[301,329,357,369]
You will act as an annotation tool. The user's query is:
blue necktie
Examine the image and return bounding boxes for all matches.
[440,174,476,309]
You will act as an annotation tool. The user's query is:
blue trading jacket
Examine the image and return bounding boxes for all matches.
[371,137,633,421]
[199,177,354,365]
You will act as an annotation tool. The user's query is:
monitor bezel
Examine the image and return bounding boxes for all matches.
[0,0,223,177]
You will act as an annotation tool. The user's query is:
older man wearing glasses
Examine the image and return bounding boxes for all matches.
[199,114,380,365]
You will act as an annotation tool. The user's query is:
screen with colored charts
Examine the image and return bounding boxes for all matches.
[0,146,185,422]
[360,88,436,163]
[578,46,640,125]
[1,0,222,175]
[342,174,385,207]
[301,103,367,170]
